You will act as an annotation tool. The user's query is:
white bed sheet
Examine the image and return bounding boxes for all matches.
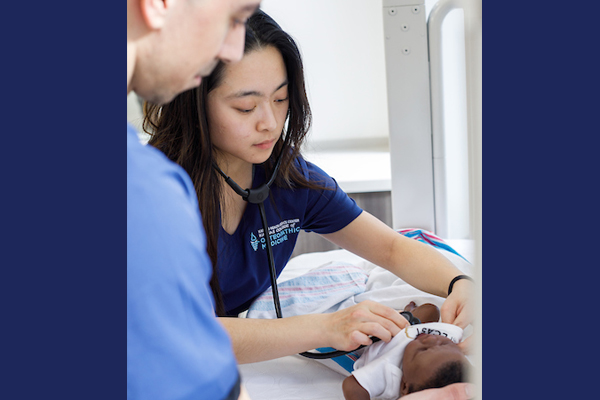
[239,239,474,400]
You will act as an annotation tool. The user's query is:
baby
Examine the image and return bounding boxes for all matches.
[342,302,471,400]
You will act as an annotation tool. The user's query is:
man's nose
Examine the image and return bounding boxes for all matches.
[218,24,245,64]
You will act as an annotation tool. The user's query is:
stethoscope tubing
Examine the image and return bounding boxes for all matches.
[258,201,283,319]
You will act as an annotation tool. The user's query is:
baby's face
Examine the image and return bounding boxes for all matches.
[401,333,467,388]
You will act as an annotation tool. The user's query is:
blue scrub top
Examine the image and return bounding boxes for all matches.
[127,123,238,400]
[218,157,363,315]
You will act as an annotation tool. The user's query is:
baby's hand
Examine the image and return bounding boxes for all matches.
[403,301,417,312]
[402,302,441,324]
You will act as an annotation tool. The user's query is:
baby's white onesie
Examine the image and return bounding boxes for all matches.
[352,322,463,400]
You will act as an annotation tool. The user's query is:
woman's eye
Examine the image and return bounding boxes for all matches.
[237,107,254,114]
[232,18,246,28]
[275,97,289,103]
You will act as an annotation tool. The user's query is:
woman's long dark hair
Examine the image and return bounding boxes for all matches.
[143,10,326,316]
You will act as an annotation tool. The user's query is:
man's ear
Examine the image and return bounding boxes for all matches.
[400,376,410,396]
[139,0,171,30]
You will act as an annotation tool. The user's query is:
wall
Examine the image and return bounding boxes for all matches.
[126,0,472,239]
[260,0,470,238]
[259,0,390,149]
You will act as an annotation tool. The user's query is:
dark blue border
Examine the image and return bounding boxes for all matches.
[4,1,598,398]
[484,2,597,398]
[3,5,123,398]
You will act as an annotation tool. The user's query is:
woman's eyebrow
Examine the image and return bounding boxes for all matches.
[227,80,288,99]
[273,80,288,94]
[227,89,261,99]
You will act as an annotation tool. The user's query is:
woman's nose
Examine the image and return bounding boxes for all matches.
[257,104,278,132]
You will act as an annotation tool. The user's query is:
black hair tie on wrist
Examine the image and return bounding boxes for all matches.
[448,275,474,296]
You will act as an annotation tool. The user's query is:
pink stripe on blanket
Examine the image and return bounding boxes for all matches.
[259,281,365,301]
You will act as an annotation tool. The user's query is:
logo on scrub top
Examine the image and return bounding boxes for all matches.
[250,232,259,251]
[250,219,301,251]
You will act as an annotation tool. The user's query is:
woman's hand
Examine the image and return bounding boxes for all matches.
[321,300,409,351]
[440,278,475,354]
[440,278,474,329]
[221,303,408,364]
[399,383,475,400]
[456,334,474,354]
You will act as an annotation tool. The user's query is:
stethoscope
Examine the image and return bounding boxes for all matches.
[214,146,421,359]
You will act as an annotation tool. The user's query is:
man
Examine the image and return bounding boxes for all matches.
[127,1,259,399]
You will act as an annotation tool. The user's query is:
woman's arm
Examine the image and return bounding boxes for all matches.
[320,211,474,328]
[219,300,409,364]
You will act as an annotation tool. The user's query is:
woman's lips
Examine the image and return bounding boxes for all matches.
[254,139,276,150]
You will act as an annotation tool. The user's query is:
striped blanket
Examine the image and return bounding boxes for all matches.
[245,228,472,375]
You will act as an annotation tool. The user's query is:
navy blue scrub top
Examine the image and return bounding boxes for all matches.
[217,157,363,316]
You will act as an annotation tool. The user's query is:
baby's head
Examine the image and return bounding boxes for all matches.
[400,333,470,396]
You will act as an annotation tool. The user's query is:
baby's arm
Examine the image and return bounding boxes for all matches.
[342,375,370,400]
[404,301,440,324]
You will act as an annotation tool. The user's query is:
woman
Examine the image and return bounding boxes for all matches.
[143,10,473,364]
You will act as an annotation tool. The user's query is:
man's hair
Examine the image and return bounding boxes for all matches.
[407,361,468,394]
